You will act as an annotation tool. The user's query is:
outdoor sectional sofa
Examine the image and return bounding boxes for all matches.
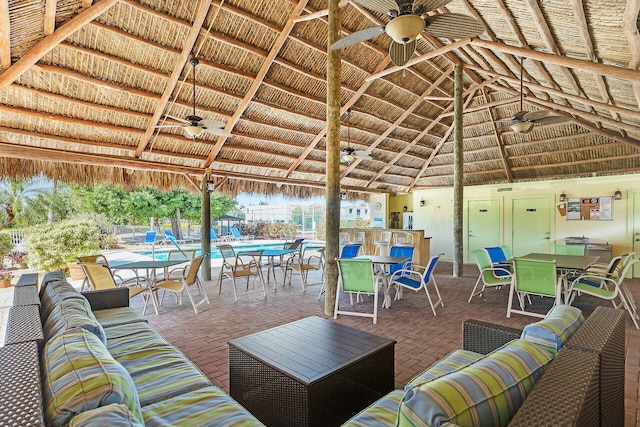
[3,271,264,427]
[344,304,625,427]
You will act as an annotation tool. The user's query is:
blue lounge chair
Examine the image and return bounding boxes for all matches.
[231,227,254,241]
[145,230,157,259]
[210,229,226,243]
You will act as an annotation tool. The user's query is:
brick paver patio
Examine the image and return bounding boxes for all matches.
[131,261,640,426]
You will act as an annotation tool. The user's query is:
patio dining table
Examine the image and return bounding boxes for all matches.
[519,253,600,272]
[354,255,410,309]
[237,249,297,285]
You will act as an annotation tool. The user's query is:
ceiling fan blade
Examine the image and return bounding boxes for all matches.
[424,13,485,38]
[522,110,549,121]
[199,119,227,129]
[331,25,385,50]
[154,124,184,129]
[355,152,372,160]
[413,0,453,13]
[533,115,571,125]
[165,114,190,125]
[389,40,417,67]
[352,0,399,15]
[203,127,234,138]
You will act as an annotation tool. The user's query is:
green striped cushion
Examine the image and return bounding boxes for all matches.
[405,349,482,391]
[143,386,264,427]
[105,322,173,357]
[69,404,144,427]
[521,304,584,355]
[41,280,85,323]
[342,389,404,427]
[42,271,69,289]
[94,307,149,329]
[41,329,142,427]
[113,346,211,406]
[43,298,107,344]
[397,339,553,427]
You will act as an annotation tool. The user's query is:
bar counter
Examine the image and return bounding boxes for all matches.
[339,228,431,266]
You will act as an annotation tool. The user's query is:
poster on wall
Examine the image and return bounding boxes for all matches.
[566,196,613,221]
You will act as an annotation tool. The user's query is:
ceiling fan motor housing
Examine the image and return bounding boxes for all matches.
[386,14,425,43]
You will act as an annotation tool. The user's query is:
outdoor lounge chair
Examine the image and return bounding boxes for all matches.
[335,258,381,324]
[152,256,209,314]
[230,227,253,241]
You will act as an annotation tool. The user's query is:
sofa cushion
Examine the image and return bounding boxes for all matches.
[142,386,264,427]
[41,329,142,427]
[405,349,483,391]
[69,404,144,427]
[397,339,553,427]
[342,389,404,427]
[105,321,173,357]
[113,346,211,406]
[43,297,107,344]
[94,307,149,329]
[41,280,87,323]
[42,271,69,288]
[521,305,584,355]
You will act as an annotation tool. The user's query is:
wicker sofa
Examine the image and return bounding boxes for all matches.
[344,305,625,427]
[1,271,264,427]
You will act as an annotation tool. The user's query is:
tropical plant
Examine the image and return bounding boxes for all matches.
[7,250,27,264]
[0,233,12,266]
[24,217,103,272]
[0,175,56,229]
[0,269,14,280]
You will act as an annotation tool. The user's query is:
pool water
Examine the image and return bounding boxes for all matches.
[134,242,288,261]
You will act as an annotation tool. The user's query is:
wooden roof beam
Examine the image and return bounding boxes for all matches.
[44,0,57,35]
[0,0,11,70]
[0,0,121,90]
[624,0,640,108]
[511,153,640,171]
[135,0,212,157]
[205,0,311,165]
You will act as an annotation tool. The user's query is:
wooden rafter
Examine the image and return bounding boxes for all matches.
[624,0,640,108]
[44,0,57,35]
[0,0,120,90]
[82,0,93,7]
[134,0,212,157]
[205,0,310,165]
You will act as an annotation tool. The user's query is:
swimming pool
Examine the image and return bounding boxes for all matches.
[134,242,291,260]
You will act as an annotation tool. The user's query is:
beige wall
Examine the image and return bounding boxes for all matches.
[383,173,640,266]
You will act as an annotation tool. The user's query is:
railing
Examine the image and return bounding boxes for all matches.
[7,229,25,249]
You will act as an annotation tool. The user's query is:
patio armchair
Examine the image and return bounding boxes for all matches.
[283,245,323,291]
[507,258,566,319]
[567,259,639,329]
[80,263,152,313]
[216,244,266,301]
[468,248,512,303]
[156,249,197,280]
[76,254,141,291]
[152,255,209,314]
[483,246,512,276]
[390,254,444,316]
[335,259,381,324]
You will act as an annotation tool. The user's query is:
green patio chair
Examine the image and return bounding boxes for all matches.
[334,259,381,324]
[507,258,566,318]
[555,244,585,256]
[468,249,512,303]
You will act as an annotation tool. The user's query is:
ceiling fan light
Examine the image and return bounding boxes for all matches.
[342,154,355,163]
[385,14,425,44]
[510,121,534,133]
[184,125,203,137]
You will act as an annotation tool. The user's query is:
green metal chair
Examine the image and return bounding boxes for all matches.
[334,259,381,324]
[507,258,566,318]
[468,249,512,303]
[555,244,585,256]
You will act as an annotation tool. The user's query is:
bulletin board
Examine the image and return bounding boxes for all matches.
[566,196,613,221]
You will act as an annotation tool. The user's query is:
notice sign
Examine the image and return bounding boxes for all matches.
[567,196,613,221]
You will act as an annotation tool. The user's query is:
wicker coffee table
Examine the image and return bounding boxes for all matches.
[229,316,395,427]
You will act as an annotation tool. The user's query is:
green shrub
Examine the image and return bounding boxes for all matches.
[24,218,102,272]
[0,233,13,267]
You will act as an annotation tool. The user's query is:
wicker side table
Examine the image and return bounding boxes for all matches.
[13,285,40,307]
[229,316,395,427]
[0,341,44,426]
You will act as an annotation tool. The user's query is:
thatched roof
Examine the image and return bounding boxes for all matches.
[1,0,639,198]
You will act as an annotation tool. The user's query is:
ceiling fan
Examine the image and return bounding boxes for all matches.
[341,109,372,163]
[499,57,571,133]
[331,0,484,67]
[155,57,233,139]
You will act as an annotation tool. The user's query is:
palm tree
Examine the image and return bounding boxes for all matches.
[0,175,52,229]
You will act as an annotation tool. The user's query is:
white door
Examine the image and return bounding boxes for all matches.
[511,197,554,257]
[632,191,640,277]
[467,199,502,261]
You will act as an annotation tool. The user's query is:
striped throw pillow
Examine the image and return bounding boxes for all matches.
[521,305,584,355]
[405,349,483,391]
[397,339,553,427]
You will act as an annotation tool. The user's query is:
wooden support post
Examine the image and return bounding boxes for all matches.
[201,171,211,281]
[453,65,464,277]
[325,0,341,315]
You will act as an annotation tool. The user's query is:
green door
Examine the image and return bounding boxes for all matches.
[633,192,640,277]
[512,197,553,257]
[467,199,502,261]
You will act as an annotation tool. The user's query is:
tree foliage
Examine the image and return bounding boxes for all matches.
[0,176,62,229]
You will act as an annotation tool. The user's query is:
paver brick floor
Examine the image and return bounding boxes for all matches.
[131,261,640,426]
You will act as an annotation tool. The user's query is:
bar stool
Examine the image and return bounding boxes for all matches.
[393,231,414,247]
[373,231,392,256]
